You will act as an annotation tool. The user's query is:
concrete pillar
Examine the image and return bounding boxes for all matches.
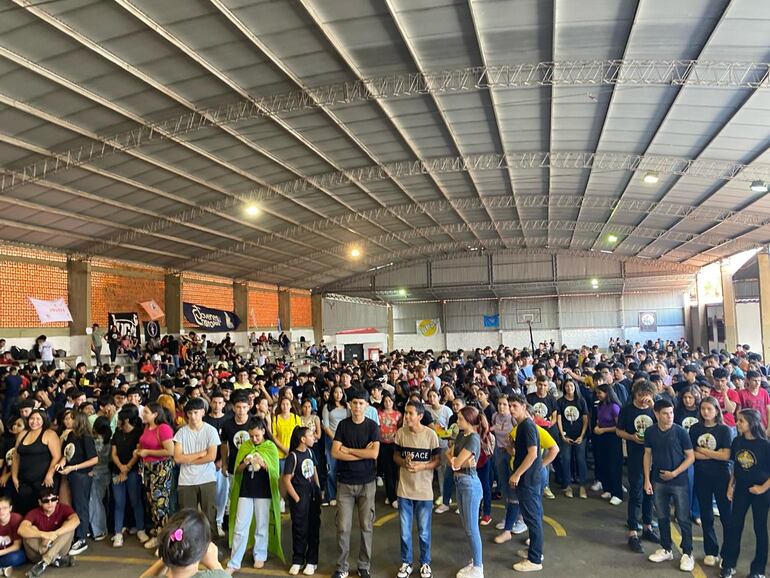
[757,251,770,361]
[387,304,394,353]
[67,258,91,361]
[233,281,249,349]
[278,289,292,333]
[311,293,323,345]
[164,273,183,334]
[441,300,448,352]
[693,271,710,349]
[720,263,738,352]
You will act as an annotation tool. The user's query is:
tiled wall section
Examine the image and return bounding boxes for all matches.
[0,259,68,327]
[248,289,279,329]
[291,293,312,328]
[91,271,165,326]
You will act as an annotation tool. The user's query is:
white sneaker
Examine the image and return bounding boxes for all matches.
[392,499,399,509]
[512,520,528,535]
[144,536,159,550]
[462,566,483,578]
[289,564,302,575]
[513,560,543,572]
[590,481,603,492]
[280,499,286,513]
[564,487,574,498]
[435,504,450,514]
[377,477,384,487]
[648,549,673,563]
[703,555,719,567]
[517,550,544,562]
[495,521,506,530]
[543,487,555,500]
[112,533,123,548]
[302,564,316,575]
[216,524,225,538]
[456,561,474,577]
[137,530,150,543]
[330,499,337,507]
[397,562,413,578]
[434,496,443,506]
[679,554,695,572]
[600,492,611,499]
[610,496,623,506]
[420,564,432,578]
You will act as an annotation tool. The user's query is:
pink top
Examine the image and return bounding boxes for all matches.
[138,423,174,463]
[738,388,770,428]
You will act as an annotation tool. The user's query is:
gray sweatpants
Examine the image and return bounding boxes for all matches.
[335,481,376,573]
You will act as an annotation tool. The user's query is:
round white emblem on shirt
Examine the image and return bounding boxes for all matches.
[697,433,717,451]
[533,402,548,419]
[682,417,698,432]
[564,406,579,423]
[63,442,75,463]
[233,430,250,449]
[634,415,653,435]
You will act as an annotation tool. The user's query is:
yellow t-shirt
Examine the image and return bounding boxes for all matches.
[272,413,301,458]
[508,424,556,469]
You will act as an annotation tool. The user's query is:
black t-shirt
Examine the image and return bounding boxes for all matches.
[674,406,700,432]
[618,403,656,458]
[221,416,251,474]
[283,449,317,495]
[240,460,271,499]
[731,436,770,487]
[204,414,227,461]
[557,397,588,439]
[333,417,380,485]
[644,424,692,485]
[110,427,143,473]
[63,433,97,473]
[513,418,542,487]
[526,393,557,425]
[688,422,732,478]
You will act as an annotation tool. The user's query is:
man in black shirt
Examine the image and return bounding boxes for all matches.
[331,390,380,578]
[220,392,252,484]
[204,390,229,538]
[510,394,544,572]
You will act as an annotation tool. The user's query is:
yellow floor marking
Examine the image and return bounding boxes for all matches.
[78,555,332,577]
[670,524,708,578]
[373,511,399,527]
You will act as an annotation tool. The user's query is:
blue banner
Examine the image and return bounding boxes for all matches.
[483,314,500,328]
[183,302,240,331]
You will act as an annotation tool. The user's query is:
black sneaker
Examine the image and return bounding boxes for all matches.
[68,539,88,556]
[748,574,766,578]
[358,570,371,578]
[26,560,48,578]
[641,528,660,543]
[627,536,644,553]
[331,572,349,578]
[52,555,74,568]
[719,568,736,578]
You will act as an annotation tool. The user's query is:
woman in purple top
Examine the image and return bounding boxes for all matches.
[593,384,624,505]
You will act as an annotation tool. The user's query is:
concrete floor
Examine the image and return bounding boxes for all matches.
[32,490,757,578]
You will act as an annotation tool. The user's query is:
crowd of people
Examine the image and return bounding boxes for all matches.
[0,333,768,578]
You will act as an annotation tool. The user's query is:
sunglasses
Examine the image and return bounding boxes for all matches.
[40,497,59,504]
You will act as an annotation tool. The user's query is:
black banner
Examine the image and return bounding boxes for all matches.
[183,302,240,331]
[108,312,140,343]
[144,320,160,341]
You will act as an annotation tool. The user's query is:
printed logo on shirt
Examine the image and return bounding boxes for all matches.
[233,430,250,448]
[634,415,653,436]
[563,406,579,423]
[300,458,315,480]
[0,535,10,548]
[400,448,432,462]
[696,433,717,451]
[63,442,75,463]
[682,417,699,432]
[532,402,549,419]
[735,449,756,471]
[4,448,13,468]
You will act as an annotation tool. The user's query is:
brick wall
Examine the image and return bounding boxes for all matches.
[182,276,234,328]
[91,271,165,326]
[290,293,312,328]
[0,259,68,327]
[248,289,279,329]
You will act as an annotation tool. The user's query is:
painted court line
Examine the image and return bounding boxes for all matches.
[670,524,708,578]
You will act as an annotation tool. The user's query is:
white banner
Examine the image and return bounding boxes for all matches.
[28,297,73,323]
[416,318,441,337]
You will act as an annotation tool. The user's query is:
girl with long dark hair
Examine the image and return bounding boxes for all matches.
[321,385,349,505]
[111,405,146,547]
[377,392,401,508]
[556,379,589,499]
[12,409,61,515]
[593,384,623,505]
[720,409,770,578]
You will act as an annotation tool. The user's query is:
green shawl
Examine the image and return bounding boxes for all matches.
[228,439,284,562]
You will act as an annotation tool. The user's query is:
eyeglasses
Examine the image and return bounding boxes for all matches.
[40,497,59,504]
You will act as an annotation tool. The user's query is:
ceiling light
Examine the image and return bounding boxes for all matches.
[607,234,618,244]
[600,250,613,254]
[591,278,599,287]
[750,180,768,193]
[350,247,361,258]
[643,171,659,184]
[397,288,407,297]
[244,204,260,216]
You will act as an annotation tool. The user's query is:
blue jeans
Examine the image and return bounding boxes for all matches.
[558,437,587,486]
[324,436,338,501]
[113,470,145,534]
[478,460,492,516]
[442,465,455,506]
[653,481,692,555]
[455,474,483,567]
[89,469,111,537]
[68,470,92,541]
[398,498,432,565]
[627,451,653,531]
[215,469,230,526]
[0,549,26,567]
[686,465,700,520]
[518,477,544,564]
[229,497,271,569]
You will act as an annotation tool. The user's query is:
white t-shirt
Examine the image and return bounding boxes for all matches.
[173,422,220,486]
[40,341,54,363]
